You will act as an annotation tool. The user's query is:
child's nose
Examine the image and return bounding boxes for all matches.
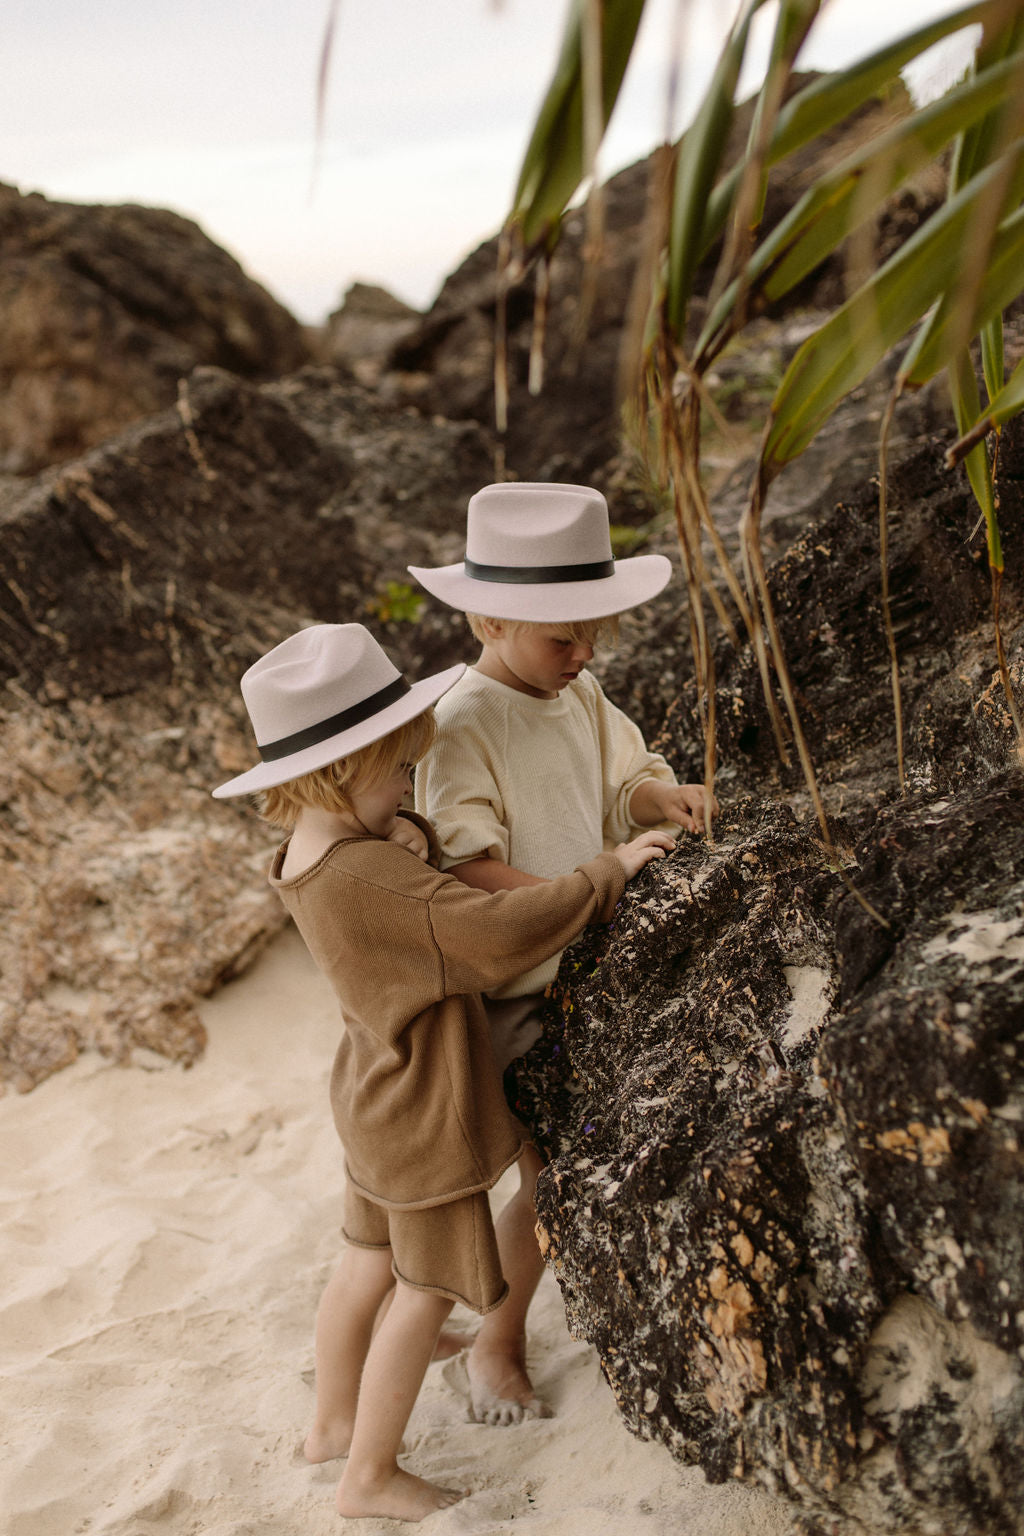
[573,642,594,663]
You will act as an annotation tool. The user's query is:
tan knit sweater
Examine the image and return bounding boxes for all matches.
[269,815,626,1210]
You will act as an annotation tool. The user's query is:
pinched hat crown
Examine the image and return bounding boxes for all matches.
[211,623,464,799]
[408,481,671,622]
[240,624,406,762]
[464,482,614,579]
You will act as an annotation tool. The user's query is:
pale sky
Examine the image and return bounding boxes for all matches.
[4,1,974,324]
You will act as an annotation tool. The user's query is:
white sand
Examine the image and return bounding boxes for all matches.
[1,926,799,1536]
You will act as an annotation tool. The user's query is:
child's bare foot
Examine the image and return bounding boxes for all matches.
[466,1341,552,1426]
[303,1420,353,1464]
[432,1324,475,1363]
[336,1465,466,1521]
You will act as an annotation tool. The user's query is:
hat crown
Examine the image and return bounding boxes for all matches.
[241,624,399,748]
[465,483,612,569]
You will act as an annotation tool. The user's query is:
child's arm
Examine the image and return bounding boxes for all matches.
[448,856,547,891]
[428,832,673,998]
[628,778,719,836]
[586,673,719,840]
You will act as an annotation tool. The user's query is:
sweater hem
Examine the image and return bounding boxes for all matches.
[343,1140,525,1212]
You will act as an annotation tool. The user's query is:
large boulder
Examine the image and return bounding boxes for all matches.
[514,775,1024,1535]
[507,408,1024,1532]
[0,365,494,1093]
[0,184,310,474]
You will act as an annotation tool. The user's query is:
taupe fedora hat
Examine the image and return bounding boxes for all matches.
[212,623,464,799]
[408,482,671,622]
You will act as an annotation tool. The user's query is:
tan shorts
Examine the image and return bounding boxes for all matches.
[343,1184,508,1315]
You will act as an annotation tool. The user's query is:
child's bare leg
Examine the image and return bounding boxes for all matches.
[304,1245,394,1464]
[467,1145,551,1425]
[374,1283,474,1360]
[336,1281,466,1521]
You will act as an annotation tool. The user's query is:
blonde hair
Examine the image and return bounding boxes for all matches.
[465,612,620,647]
[257,709,436,830]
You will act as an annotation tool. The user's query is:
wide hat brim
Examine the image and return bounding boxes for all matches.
[212,662,465,799]
[407,552,672,621]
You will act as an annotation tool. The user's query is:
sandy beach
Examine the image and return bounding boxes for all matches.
[1,923,800,1536]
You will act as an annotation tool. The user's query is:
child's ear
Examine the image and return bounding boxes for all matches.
[480,617,505,640]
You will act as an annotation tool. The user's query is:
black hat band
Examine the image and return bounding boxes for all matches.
[463,557,615,585]
[258,675,412,762]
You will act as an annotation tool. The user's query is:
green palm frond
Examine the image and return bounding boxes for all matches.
[507,0,646,256]
[503,0,1024,818]
[696,51,1024,364]
[761,143,1024,475]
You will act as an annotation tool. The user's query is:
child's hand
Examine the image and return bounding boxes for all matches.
[635,780,719,835]
[612,830,676,880]
[670,783,719,834]
[387,817,430,861]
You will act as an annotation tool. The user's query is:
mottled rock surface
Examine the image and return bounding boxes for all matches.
[0,184,309,474]
[324,282,423,385]
[0,365,492,1092]
[512,775,1024,1534]
[507,408,1024,1531]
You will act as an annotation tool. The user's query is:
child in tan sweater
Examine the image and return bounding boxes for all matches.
[213,621,673,1523]
[410,481,719,1426]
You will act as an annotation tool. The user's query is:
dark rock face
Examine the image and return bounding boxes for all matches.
[0,365,492,1093]
[324,282,423,384]
[0,184,309,474]
[506,402,1024,1530]
[0,367,362,702]
[511,773,1024,1534]
[606,405,1024,813]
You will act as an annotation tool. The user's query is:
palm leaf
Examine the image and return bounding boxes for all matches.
[948,7,1024,402]
[762,144,1024,474]
[696,52,1024,362]
[508,0,646,255]
[948,352,1024,466]
[735,0,822,233]
[666,0,771,334]
[699,2,994,258]
[951,351,1000,566]
[898,194,1024,386]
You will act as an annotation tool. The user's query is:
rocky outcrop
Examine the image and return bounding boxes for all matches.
[324,282,423,385]
[512,775,1024,1535]
[507,414,1024,1532]
[385,79,940,490]
[0,365,493,1092]
[0,184,309,474]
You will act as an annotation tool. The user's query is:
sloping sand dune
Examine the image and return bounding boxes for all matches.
[1,925,798,1535]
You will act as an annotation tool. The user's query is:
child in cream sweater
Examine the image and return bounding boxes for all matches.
[410,481,718,1427]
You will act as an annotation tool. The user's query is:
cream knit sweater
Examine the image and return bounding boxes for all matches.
[414,666,676,995]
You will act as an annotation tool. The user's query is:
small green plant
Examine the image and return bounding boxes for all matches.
[608,522,649,557]
[366,581,425,625]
